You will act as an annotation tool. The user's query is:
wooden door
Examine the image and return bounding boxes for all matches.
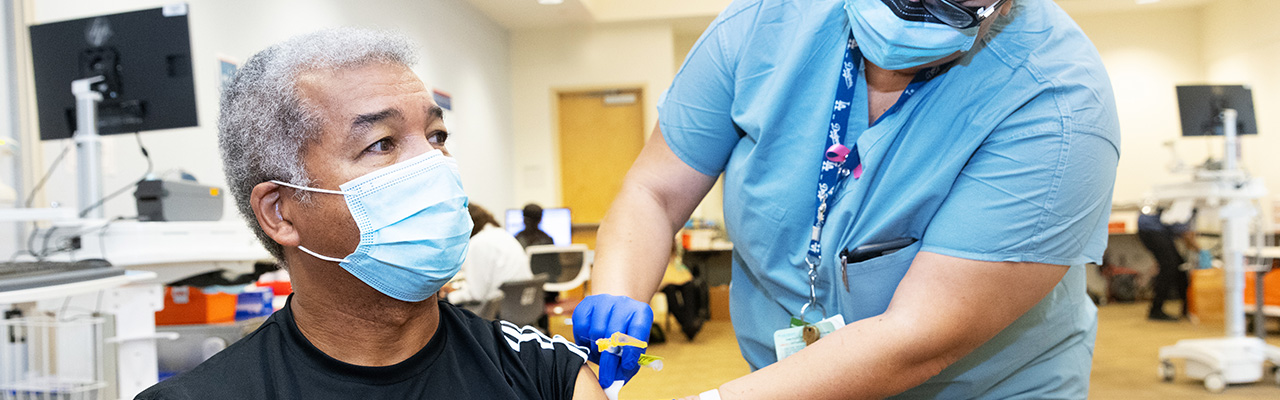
[557,89,645,246]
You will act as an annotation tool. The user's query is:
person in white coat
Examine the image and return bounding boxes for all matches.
[449,203,534,304]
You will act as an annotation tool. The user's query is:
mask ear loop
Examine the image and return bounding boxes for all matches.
[270,180,348,195]
[270,180,351,263]
[298,245,349,263]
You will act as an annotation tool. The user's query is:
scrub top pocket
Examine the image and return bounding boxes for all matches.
[834,240,923,322]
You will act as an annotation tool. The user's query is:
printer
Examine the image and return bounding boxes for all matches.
[134,179,224,222]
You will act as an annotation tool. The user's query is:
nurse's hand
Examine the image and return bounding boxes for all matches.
[573,294,654,388]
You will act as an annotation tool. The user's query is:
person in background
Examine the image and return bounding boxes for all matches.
[136,28,602,400]
[1138,207,1198,321]
[516,203,556,248]
[448,203,534,304]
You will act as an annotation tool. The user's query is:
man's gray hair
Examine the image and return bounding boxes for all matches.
[218,27,418,265]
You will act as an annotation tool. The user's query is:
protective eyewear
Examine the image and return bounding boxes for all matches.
[919,0,1009,29]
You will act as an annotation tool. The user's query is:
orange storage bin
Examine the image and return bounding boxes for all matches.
[254,280,293,297]
[156,286,237,326]
[1244,269,1280,307]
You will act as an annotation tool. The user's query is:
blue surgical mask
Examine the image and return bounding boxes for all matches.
[272,149,473,302]
[845,0,982,70]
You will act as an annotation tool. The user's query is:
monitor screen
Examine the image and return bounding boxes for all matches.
[505,208,572,246]
[29,5,197,140]
[1176,85,1257,136]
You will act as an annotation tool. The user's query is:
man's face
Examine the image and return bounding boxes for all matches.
[286,62,450,259]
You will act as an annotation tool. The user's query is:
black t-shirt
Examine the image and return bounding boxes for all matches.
[137,298,587,399]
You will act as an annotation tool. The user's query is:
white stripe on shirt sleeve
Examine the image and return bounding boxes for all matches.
[499,320,589,362]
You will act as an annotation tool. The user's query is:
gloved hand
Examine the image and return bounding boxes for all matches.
[573,293,654,388]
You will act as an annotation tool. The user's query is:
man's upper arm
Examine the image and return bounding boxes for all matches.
[499,321,594,400]
[572,365,607,400]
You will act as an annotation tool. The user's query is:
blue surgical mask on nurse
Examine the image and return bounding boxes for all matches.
[846,0,1007,70]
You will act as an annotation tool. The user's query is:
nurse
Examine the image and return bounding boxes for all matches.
[574,0,1119,398]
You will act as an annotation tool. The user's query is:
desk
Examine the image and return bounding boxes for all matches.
[8,220,270,399]
[683,245,733,287]
[0,270,153,304]
[36,220,273,284]
[1,270,161,400]
[1249,247,1280,259]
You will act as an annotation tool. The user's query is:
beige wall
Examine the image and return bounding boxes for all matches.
[1203,0,1280,218]
[584,0,731,23]
[509,23,674,208]
[1071,7,1205,205]
[1069,0,1279,218]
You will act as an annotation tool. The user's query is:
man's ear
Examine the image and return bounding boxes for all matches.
[250,182,300,248]
[999,0,1014,16]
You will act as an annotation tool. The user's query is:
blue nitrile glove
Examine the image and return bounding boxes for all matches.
[573,293,654,388]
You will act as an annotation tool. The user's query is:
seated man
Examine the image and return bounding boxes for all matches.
[516,203,556,248]
[137,28,603,400]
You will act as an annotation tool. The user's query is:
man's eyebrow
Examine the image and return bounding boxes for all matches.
[427,105,443,123]
[350,108,401,135]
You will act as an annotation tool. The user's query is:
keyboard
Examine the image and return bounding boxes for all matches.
[0,259,125,292]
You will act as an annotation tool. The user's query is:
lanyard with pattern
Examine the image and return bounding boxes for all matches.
[798,33,939,322]
[799,34,861,322]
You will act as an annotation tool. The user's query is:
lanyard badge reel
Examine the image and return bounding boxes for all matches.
[774,255,848,362]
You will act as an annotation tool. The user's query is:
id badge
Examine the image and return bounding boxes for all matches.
[773,314,846,362]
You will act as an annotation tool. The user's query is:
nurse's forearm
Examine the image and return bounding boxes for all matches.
[716,252,1069,399]
[716,312,947,399]
[593,125,718,300]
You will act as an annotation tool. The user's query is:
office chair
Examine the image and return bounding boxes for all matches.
[498,274,550,327]
[457,292,504,320]
[526,244,592,293]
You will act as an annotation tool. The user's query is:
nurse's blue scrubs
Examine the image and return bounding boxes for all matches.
[657,0,1119,397]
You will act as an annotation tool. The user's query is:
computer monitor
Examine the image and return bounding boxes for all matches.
[505,208,572,246]
[1176,85,1257,137]
[29,5,197,140]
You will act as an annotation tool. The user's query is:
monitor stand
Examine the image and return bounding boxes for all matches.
[71,76,105,219]
[1155,109,1280,392]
